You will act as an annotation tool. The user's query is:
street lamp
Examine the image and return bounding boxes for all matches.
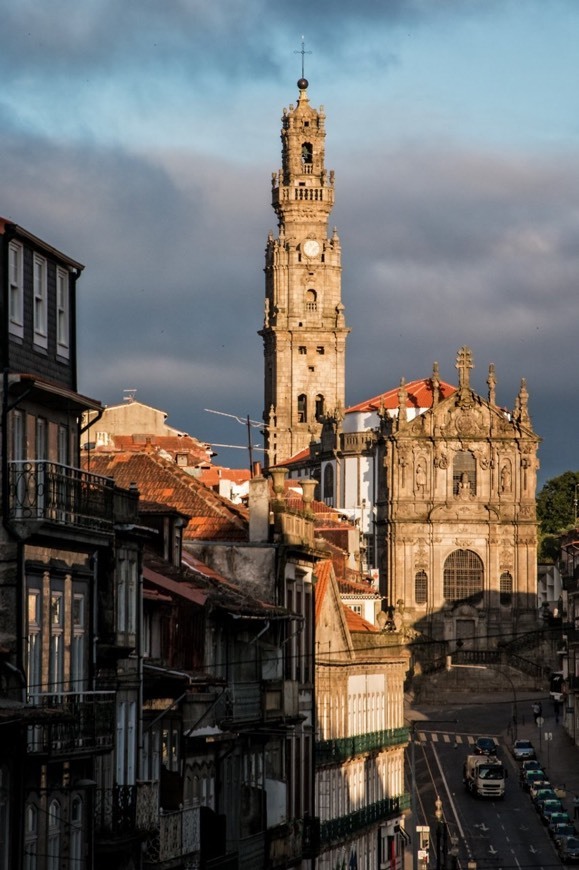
[445,657,518,739]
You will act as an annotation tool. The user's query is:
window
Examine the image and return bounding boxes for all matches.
[70,796,83,869]
[305,289,317,312]
[323,464,334,506]
[301,142,313,164]
[49,591,64,693]
[24,802,37,870]
[415,571,428,605]
[116,699,137,785]
[117,549,138,636]
[500,571,513,606]
[56,267,70,358]
[8,240,23,338]
[27,588,42,700]
[162,722,180,772]
[315,394,325,421]
[297,394,307,423]
[71,593,87,692]
[298,346,307,355]
[443,549,483,602]
[453,451,476,495]
[316,346,325,355]
[57,425,69,465]
[47,800,61,870]
[33,254,48,349]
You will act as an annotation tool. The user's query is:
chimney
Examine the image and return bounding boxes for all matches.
[249,476,271,543]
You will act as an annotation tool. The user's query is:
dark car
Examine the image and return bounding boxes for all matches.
[539,798,564,822]
[524,771,549,792]
[548,812,572,832]
[522,759,543,773]
[533,787,558,807]
[558,835,579,862]
[552,822,578,844]
[511,739,536,761]
[474,737,499,756]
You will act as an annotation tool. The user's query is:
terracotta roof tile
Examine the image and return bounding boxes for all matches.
[346,378,456,414]
[83,451,248,541]
[343,606,379,633]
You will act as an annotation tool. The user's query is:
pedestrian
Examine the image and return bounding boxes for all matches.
[574,795,579,820]
[554,699,561,724]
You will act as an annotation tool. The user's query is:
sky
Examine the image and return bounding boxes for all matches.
[1,0,578,487]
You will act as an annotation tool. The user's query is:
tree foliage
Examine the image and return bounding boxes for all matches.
[536,470,579,535]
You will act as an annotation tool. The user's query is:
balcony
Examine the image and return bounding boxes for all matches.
[26,691,115,755]
[320,793,410,846]
[316,726,410,765]
[95,781,159,838]
[143,804,201,864]
[8,460,138,537]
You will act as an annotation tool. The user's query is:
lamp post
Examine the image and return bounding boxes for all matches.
[445,657,518,739]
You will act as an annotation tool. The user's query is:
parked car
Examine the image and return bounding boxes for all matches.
[511,739,536,761]
[558,836,579,864]
[551,822,577,845]
[522,759,543,773]
[548,812,572,832]
[532,787,558,807]
[529,781,553,800]
[539,798,564,822]
[474,737,499,756]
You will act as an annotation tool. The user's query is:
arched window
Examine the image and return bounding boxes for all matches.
[24,802,37,870]
[315,394,325,421]
[297,394,307,423]
[323,464,334,506]
[305,289,317,312]
[443,549,483,602]
[301,142,313,164]
[47,800,61,870]
[499,571,513,606]
[415,571,428,605]
[70,795,83,868]
[453,451,476,495]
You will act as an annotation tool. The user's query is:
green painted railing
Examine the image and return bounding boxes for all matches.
[320,793,410,844]
[316,726,409,765]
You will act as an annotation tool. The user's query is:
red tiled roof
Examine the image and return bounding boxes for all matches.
[83,451,248,541]
[199,467,251,487]
[343,606,379,633]
[346,378,456,414]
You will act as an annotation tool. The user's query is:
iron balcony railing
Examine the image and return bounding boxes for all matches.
[8,460,138,532]
[316,726,409,765]
[95,782,159,837]
[26,691,115,754]
[319,793,410,845]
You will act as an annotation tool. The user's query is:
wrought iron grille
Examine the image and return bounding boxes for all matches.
[9,460,115,531]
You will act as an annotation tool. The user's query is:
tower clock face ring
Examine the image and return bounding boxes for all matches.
[303,239,320,258]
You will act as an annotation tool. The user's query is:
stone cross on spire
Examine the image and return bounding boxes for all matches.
[456,346,474,391]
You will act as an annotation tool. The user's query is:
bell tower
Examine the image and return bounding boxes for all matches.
[260,76,349,467]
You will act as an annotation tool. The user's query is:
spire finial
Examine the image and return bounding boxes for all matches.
[295,35,312,89]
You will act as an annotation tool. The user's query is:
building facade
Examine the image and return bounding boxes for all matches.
[260,77,349,468]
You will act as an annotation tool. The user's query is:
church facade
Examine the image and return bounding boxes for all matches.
[260,76,349,468]
[262,84,541,653]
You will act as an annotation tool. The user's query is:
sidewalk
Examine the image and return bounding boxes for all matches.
[513,694,579,822]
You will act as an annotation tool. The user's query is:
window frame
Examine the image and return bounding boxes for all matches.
[8,240,24,338]
[56,266,70,358]
[32,253,48,349]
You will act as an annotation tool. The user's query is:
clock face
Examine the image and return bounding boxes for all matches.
[303,239,320,258]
